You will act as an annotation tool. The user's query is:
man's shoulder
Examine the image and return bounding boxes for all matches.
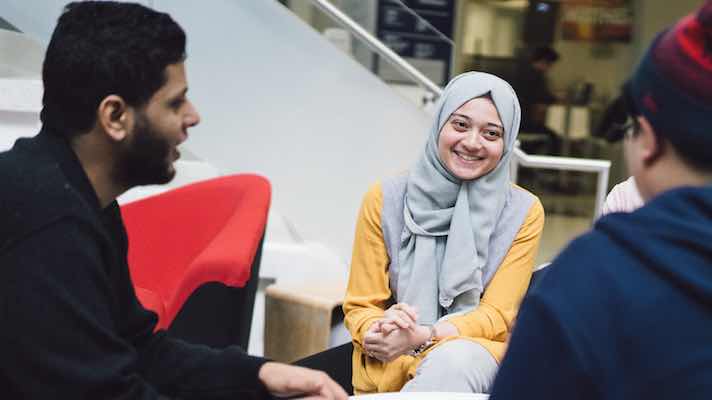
[0,146,94,252]
[530,227,634,315]
[1,216,104,265]
[0,137,60,188]
[530,208,687,328]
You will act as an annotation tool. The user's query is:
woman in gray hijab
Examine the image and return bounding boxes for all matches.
[343,72,545,394]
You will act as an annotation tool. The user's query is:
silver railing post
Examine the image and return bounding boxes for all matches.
[511,147,611,222]
[595,166,610,218]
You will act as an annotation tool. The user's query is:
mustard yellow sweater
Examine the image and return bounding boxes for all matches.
[343,182,545,393]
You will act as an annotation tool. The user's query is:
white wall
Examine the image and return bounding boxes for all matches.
[0,29,43,152]
[0,30,43,77]
[548,41,634,101]
[149,0,430,261]
[632,0,705,60]
[1,0,152,44]
[462,2,495,55]
[491,11,516,57]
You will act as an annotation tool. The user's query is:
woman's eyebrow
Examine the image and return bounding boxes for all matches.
[487,122,504,130]
[450,113,471,121]
[450,113,503,130]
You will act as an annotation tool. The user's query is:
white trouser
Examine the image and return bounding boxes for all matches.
[401,339,498,393]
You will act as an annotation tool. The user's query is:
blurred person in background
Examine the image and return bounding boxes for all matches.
[511,46,561,155]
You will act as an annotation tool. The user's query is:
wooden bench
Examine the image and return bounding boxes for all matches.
[264,280,347,362]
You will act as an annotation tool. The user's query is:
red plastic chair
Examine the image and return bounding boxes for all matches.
[120,174,271,349]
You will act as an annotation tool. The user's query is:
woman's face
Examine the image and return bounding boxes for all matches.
[437,97,505,181]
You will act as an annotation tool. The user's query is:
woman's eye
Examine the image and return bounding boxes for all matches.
[484,130,502,139]
[452,120,468,130]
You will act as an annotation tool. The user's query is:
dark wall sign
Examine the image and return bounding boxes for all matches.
[375,0,455,85]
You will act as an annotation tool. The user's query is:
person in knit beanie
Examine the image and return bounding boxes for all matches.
[488,2,712,399]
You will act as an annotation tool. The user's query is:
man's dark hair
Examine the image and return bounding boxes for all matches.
[617,83,712,172]
[529,46,559,63]
[41,1,186,138]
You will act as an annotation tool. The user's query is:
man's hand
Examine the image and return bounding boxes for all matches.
[258,362,347,399]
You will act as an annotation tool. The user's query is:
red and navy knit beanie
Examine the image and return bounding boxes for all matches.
[628,0,712,157]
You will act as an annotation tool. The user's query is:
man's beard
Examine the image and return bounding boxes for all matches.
[113,112,177,188]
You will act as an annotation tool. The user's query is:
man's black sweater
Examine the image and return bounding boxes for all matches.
[0,129,269,399]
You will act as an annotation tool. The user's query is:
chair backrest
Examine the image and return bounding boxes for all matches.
[120,174,271,330]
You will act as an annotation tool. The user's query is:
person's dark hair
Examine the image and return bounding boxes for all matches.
[613,82,712,172]
[654,123,712,173]
[41,1,186,138]
[529,46,559,64]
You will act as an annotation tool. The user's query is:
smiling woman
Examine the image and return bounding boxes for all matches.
[342,72,545,395]
[438,96,505,181]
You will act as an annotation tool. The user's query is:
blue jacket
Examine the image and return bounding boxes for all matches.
[491,185,712,400]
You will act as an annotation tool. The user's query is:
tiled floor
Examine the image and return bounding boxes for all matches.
[535,213,593,266]
[519,172,601,265]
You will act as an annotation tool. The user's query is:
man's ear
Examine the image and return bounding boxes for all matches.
[637,116,665,167]
[97,95,132,142]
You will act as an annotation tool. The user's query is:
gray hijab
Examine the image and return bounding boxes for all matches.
[397,72,521,325]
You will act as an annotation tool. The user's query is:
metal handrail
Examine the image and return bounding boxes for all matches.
[307,0,443,97]
[511,146,611,220]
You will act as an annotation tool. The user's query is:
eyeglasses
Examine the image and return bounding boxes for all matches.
[606,82,640,142]
[608,116,640,141]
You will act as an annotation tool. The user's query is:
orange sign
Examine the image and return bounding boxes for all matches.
[561,1,633,42]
